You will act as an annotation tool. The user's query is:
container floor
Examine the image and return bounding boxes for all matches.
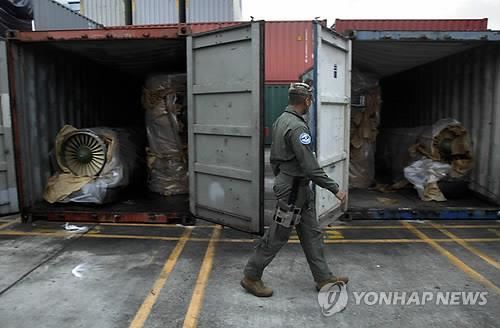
[27,192,191,224]
[348,188,499,220]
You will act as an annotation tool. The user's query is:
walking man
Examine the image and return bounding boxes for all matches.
[241,82,348,297]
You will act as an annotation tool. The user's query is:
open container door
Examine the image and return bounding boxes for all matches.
[0,41,18,215]
[187,22,264,234]
[312,22,352,221]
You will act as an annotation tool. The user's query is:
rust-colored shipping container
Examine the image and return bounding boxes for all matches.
[105,21,243,33]
[108,20,316,83]
[265,21,317,83]
[334,19,488,34]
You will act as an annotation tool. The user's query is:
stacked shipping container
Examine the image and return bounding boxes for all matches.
[80,0,132,26]
[334,18,488,34]
[34,0,102,30]
[81,0,241,25]
[264,21,315,143]
[132,0,241,25]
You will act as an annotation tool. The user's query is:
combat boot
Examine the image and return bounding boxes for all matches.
[240,276,273,297]
[316,276,349,291]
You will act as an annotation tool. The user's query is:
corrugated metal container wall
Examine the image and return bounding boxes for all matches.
[132,0,178,24]
[334,19,488,34]
[381,43,500,204]
[0,41,18,214]
[132,0,242,24]
[265,21,314,83]
[264,85,288,145]
[186,0,242,23]
[81,0,132,26]
[34,0,102,30]
[9,41,142,209]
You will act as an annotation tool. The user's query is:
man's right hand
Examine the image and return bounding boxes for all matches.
[335,190,347,203]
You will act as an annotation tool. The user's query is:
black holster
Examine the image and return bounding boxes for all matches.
[273,177,302,228]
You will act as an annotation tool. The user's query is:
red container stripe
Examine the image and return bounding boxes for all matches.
[334,19,488,33]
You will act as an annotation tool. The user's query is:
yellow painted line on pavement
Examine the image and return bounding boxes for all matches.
[183,225,222,328]
[0,219,19,230]
[326,230,344,239]
[291,229,344,240]
[429,222,500,270]
[402,221,500,295]
[438,225,500,229]
[1,229,499,244]
[0,230,182,241]
[325,224,500,230]
[129,228,192,328]
[488,229,500,238]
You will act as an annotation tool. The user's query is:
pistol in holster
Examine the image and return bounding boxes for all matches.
[273,178,302,228]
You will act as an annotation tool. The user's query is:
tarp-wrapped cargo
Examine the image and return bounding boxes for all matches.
[142,74,188,196]
[348,30,500,219]
[43,125,141,204]
[349,86,380,189]
[378,119,473,184]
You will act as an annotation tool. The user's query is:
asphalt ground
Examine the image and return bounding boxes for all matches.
[0,218,499,328]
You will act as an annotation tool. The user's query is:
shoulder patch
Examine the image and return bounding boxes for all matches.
[299,132,311,145]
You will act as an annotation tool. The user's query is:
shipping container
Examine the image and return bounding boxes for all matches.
[132,0,242,25]
[345,30,500,219]
[33,0,102,30]
[108,21,243,33]
[132,0,178,25]
[7,22,350,231]
[265,21,316,83]
[81,0,132,26]
[6,23,500,228]
[0,41,18,215]
[186,0,242,23]
[264,85,288,145]
[334,19,489,34]
[105,20,318,83]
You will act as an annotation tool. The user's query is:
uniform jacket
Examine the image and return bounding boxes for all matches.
[270,106,340,195]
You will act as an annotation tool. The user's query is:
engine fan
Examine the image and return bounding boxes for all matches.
[59,130,107,177]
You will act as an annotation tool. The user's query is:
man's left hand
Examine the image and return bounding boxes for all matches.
[335,190,347,203]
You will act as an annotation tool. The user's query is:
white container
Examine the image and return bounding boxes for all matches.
[81,0,132,26]
[186,0,242,23]
[132,0,178,24]
[132,0,242,25]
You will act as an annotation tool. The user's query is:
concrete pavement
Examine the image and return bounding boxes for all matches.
[0,219,499,327]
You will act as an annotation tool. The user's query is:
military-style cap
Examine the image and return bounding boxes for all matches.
[288,82,313,97]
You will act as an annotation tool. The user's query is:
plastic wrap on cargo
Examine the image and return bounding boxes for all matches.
[404,159,451,201]
[413,118,473,178]
[349,87,380,188]
[377,118,473,182]
[143,74,188,196]
[43,125,140,204]
[377,127,427,182]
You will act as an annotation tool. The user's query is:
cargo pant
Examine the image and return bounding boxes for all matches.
[243,173,333,283]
